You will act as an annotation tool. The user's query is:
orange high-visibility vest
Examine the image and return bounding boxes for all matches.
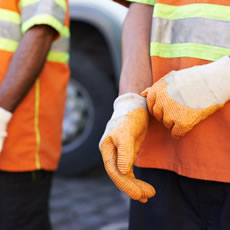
[115,0,230,183]
[0,0,70,171]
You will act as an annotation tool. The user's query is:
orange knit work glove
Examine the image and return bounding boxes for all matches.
[142,56,230,138]
[99,93,156,203]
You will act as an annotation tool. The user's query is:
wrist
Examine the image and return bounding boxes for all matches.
[111,93,147,120]
[99,93,148,149]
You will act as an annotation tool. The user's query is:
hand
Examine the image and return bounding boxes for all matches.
[142,56,230,138]
[0,108,12,152]
[99,93,156,203]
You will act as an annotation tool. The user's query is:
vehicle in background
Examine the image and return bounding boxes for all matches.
[57,0,128,176]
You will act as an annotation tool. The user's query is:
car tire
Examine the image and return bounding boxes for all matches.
[57,48,116,176]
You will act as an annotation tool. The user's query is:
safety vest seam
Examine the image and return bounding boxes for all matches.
[34,79,41,170]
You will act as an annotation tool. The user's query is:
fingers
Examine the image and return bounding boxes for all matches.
[121,170,156,202]
[139,197,148,203]
[141,87,151,97]
[114,109,149,175]
[101,139,156,202]
[162,107,174,130]
[116,134,135,175]
[163,118,174,130]
[170,109,200,138]
[141,86,156,116]
[144,81,177,132]
[146,89,156,116]
[100,136,116,162]
[135,179,156,201]
[152,98,163,122]
[144,73,222,139]
[116,128,148,175]
[171,123,189,139]
[101,137,142,200]
[145,84,165,121]
[110,169,156,202]
[110,170,143,200]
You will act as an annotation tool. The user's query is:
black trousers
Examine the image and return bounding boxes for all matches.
[0,170,53,230]
[129,167,230,230]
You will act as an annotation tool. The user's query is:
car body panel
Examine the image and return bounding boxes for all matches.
[69,0,128,83]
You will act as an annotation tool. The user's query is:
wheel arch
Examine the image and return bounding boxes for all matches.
[69,0,128,86]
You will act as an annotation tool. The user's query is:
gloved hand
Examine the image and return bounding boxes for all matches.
[99,93,156,203]
[0,107,12,151]
[142,56,230,138]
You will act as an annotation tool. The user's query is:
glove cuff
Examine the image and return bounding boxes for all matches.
[0,107,12,137]
[168,56,230,109]
[111,93,147,120]
[200,56,230,104]
[99,93,147,148]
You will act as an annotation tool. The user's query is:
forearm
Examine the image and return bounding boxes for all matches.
[0,25,57,112]
[119,3,153,95]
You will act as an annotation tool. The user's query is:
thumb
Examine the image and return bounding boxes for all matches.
[171,123,186,139]
[146,88,156,116]
[141,87,151,97]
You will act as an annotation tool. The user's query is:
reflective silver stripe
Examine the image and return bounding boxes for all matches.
[21,0,65,25]
[51,36,69,52]
[0,20,21,41]
[151,17,230,49]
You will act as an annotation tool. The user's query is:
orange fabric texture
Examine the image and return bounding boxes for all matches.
[0,0,20,11]
[100,108,156,202]
[0,1,70,171]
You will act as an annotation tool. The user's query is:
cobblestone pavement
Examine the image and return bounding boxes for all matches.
[50,166,129,230]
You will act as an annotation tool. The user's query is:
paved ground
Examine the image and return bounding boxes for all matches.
[50,165,129,230]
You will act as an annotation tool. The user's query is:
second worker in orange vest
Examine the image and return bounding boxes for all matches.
[0,1,70,229]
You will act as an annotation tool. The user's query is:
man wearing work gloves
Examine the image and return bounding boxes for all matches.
[100,0,230,229]
[0,1,69,229]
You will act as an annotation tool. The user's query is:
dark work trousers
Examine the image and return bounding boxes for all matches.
[129,167,230,230]
[0,170,53,230]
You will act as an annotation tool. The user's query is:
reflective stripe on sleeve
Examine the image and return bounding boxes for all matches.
[150,42,230,61]
[47,50,69,63]
[0,9,21,52]
[154,3,230,21]
[49,24,69,63]
[21,14,65,35]
[0,20,21,41]
[0,38,18,52]
[0,36,69,62]
[21,0,66,25]
[51,36,69,52]
[0,9,20,24]
[151,17,230,49]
